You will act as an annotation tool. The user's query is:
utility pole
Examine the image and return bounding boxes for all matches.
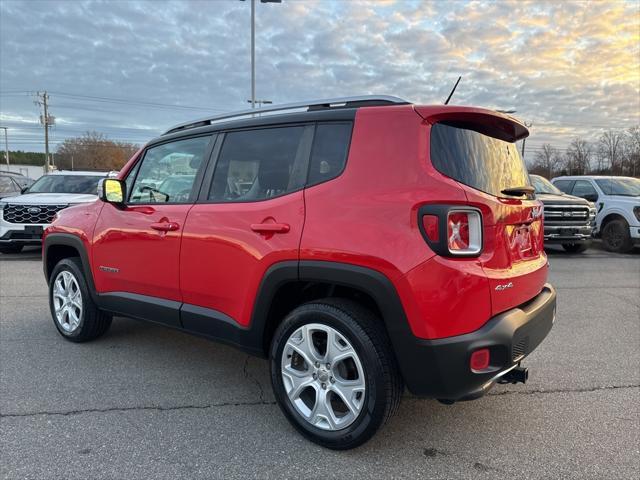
[0,127,9,167]
[35,91,54,173]
[521,120,533,159]
[251,0,255,109]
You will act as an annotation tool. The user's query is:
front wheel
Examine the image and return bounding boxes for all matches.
[601,219,633,253]
[49,257,112,342]
[561,242,589,253]
[270,299,403,450]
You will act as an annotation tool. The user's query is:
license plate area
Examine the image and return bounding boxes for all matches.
[24,226,44,236]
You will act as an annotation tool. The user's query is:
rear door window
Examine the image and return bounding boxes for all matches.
[430,122,530,197]
[571,180,598,200]
[307,123,352,186]
[208,125,312,202]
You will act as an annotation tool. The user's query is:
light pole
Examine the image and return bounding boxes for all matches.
[0,127,9,167]
[242,0,282,109]
[246,99,273,108]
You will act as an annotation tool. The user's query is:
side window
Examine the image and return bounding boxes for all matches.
[553,180,573,194]
[307,123,352,185]
[129,136,211,204]
[571,180,598,200]
[209,126,309,202]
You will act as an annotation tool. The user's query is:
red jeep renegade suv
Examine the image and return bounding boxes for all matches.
[43,96,555,449]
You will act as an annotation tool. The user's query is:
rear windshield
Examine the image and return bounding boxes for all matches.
[430,122,530,197]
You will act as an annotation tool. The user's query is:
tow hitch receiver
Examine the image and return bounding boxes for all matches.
[498,366,529,385]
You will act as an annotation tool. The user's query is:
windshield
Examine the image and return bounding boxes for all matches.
[430,122,531,198]
[530,175,563,195]
[27,175,104,194]
[595,178,640,197]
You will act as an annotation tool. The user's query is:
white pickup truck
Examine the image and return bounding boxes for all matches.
[551,176,640,253]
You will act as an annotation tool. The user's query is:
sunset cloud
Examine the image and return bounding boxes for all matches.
[0,0,638,159]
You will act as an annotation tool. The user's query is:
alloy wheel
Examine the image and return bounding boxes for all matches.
[52,270,83,333]
[281,323,366,431]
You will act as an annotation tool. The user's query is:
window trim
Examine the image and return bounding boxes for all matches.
[124,133,216,206]
[198,123,316,204]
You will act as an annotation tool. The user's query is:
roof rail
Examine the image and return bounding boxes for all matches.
[163,95,410,135]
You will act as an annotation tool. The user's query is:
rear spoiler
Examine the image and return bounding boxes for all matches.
[413,106,529,142]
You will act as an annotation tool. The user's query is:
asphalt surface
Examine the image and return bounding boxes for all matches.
[1,244,639,479]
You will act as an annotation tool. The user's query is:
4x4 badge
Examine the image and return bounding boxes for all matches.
[495,282,514,291]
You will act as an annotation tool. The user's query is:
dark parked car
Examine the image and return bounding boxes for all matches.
[530,174,596,253]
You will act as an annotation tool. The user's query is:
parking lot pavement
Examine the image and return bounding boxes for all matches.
[1,246,639,479]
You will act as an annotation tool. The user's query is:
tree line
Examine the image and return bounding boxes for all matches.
[527,127,639,179]
[5,132,139,171]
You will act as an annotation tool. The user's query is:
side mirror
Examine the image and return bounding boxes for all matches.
[98,178,126,205]
[20,187,29,194]
[584,193,598,202]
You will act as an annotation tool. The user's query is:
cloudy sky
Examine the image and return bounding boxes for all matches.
[0,0,638,162]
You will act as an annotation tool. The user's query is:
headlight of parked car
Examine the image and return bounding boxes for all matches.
[634,206,640,222]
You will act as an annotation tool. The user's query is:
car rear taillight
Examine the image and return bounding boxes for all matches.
[446,209,482,255]
[418,205,483,257]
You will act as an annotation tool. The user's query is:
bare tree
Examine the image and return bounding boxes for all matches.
[55,132,138,172]
[532,144,561,178]
[624,126,640,176]
[598,130,624,175]
[566,138,592,175]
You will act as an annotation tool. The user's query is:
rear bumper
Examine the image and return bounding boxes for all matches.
[397,284,556,400]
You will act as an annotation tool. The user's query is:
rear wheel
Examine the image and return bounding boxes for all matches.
[561,242,589,253]
[270,299,402,450]
[49,257,112,342]
[0,244,23,254]
[601,219,633,253]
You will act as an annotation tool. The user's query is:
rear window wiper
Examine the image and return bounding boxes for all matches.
[501,185,535,197]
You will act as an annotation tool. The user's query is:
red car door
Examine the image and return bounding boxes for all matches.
[92,135,213,323]
[179,125,313,331]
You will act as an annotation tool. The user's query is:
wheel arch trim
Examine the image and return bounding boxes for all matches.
[43,233,98,302]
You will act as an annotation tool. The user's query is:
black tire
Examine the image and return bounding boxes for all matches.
[48,257,112,342]
[270,298,403,450]
[0,244,23,254]
[601,219,633,253]
[561,242,589,253]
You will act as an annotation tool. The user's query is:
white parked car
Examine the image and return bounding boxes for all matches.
[0,171,108,254]
[551,175,640,253]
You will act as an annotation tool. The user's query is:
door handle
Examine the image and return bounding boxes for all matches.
[250,223,290,234]
[150,222,180,232]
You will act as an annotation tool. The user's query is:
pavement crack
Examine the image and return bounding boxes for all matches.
[488,384,639,397]
[243,355,267,403]
[0,400,277,419]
